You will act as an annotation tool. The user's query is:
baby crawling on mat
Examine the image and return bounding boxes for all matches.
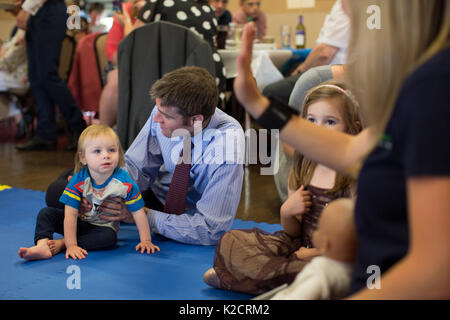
[19,124,160,260]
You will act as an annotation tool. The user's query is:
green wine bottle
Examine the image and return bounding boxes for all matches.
[295,15,306,49]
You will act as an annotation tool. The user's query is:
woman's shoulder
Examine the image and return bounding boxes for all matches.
[403,47,450,91]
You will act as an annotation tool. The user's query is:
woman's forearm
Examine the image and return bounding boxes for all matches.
[279,117,372,176]
[349,253,450,299]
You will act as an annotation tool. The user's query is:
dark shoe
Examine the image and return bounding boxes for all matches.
[15,136,57,151]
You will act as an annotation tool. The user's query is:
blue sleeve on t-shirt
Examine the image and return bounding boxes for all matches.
[59,168,88,210]
[114,168,145,213]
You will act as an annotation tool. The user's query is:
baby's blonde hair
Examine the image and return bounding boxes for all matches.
[74,124,125,173]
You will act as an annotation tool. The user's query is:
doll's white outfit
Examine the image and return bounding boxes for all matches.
[271,256,353,300]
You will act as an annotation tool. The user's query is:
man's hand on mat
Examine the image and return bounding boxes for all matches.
[97,197,135,224]
[136,240,160,254]
[65,245,88,260]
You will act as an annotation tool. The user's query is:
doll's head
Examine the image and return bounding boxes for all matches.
[312,198,358,263]
[74,124,125,174]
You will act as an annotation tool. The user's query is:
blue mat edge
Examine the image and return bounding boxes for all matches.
[0,187,282,300]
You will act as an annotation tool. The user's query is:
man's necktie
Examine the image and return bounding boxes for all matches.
[163,143,191,215]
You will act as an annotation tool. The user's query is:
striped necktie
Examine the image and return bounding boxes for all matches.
[163,144,191,215]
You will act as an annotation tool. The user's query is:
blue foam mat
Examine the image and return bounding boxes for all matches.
[0,188,282,300]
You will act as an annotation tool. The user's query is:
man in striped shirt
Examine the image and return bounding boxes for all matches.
[97,67,245,245]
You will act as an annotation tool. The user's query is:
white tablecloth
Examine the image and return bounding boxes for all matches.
[218,48,292,79]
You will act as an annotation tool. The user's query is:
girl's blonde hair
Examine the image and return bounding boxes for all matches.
[288,80,361,197]
[345,0,450,140]
[74,124,125,173]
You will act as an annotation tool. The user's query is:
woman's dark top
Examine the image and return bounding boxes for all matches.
[350,47,450,293]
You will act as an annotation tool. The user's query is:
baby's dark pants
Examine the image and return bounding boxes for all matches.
[34,207,117,250]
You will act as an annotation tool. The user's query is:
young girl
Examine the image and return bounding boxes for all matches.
[203,80,361,294]
[18,124,159,261]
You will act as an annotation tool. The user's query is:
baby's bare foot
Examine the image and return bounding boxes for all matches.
[48,239,65,256]
[18,241,52,261]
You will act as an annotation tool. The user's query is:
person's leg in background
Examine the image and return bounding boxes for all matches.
[16,0,86,151]
[98,68,118,127]
[262,73,302,106]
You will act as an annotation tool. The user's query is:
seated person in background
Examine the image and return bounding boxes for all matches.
[271,199,357,300]
[209,0,232,26]
[0,29,28,92]
[0,13,28,135]
[233,0,266,41]
[99,0,146,127]
[263,0,350,104]
[0,3,28,92]
[87,2,107,33]
[46,66,245,246]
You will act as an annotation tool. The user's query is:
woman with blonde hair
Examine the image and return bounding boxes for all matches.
[233,0,450,299]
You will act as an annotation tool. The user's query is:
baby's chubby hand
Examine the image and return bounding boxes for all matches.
[136,241,160,254]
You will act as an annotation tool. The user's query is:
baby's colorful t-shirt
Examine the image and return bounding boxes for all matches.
[59,167,144,231]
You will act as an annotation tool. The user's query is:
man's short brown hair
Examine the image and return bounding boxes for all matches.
[150,66,219,121]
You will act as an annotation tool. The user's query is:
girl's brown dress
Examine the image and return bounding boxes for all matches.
[213,185,344,295]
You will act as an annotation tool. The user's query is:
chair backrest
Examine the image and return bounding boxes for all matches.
[94,33,108,87]
[117,21,216,149]
[58,35,76,83]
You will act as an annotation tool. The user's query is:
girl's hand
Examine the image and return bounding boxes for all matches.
[136,241,160,254]
[280,185,312,218]
[65,245,88,260]
[294,247,320,261]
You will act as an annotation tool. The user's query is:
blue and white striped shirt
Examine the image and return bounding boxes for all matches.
[125,107,245,245]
